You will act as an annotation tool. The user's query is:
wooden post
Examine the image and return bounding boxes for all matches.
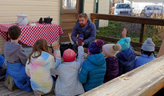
[90,14,95,23]
[158,40,164,57]
[91,18,95,23]
[140,24,146,43]
[157,32,164,57]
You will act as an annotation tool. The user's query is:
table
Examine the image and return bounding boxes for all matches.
[0,23,63,46]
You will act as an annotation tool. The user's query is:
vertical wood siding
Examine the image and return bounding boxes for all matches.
[0,0,60,24]
[98,0,110,27]
[84,0,95,19]
[0,0,60,54]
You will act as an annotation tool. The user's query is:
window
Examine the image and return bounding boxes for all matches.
[147,6,162,10]
[147,7,153,10]
[154,6,162,10]
[116,4,131,9]
[62,0,77,9]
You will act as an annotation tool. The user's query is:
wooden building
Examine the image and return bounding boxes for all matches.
[0,0,111,54]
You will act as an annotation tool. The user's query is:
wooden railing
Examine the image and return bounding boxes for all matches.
[78,13,164,96]
[80,55,164,96]
[96,35,160,52]
[91,13,164,51]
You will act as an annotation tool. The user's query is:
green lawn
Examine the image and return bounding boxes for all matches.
[97,21,162,47]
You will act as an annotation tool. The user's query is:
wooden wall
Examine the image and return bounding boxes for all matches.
[0,0,60,24]
[0,0,60,54]
[113,0,124,3]
[84,0,95,19]
[98,0,110,27]
[0,36,6,54]
[0,0,96,53]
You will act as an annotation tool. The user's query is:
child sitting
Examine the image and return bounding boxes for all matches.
[102,44,121,83]
[25,39,59,96]
[134,38,156,68]
[116,28,136,75]
[4,25,31,91]
[79,40,106,91]
[52,39,85,96]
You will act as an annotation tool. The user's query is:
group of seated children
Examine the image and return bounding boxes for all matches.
[0,26,156,96]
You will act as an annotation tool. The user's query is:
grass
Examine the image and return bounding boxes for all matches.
[97,21,162,47]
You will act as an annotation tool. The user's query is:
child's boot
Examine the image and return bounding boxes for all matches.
[33,91,41,96]
[4,74,10,88]
[4,75,15,91]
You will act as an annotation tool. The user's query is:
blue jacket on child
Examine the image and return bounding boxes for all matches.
[0,54,4,67]
[134,54,156,68]
[116,47,136,75]
[79,53,106,91]
[6,62,31,91]
[0,54,5,78]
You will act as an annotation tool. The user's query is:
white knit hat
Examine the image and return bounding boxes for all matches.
[102,44,121,57]
[141,38,155,52]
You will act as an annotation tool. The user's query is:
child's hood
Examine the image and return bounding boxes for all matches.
[87,53,106,66]
[116,48,136,64]
[4,42,21,56]
[31,51,54,66]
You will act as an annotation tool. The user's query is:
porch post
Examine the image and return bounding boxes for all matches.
[140,24,146,43]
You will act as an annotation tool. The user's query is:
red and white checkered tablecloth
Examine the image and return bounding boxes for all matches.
[0,23,63,46]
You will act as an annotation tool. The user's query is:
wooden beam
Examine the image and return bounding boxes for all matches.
[96,35,118,42]
[91,13,164,26]
[80,56,164,96]
[91,18,95,23]
[158,33,164,57]
[96,35,160,51]
[140,24,146,43]
[157,39,164,57]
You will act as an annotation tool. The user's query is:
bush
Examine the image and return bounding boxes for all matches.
[97,21,162,46]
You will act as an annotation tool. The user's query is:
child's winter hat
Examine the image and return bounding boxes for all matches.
[103,44,121,57]
[141,38,155,52]
[88,40,104,54]
[63,49,76,62]
[117,37,131,51]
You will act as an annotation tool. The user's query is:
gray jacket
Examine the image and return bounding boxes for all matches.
[4,42,27,65]
[52,46,85,96]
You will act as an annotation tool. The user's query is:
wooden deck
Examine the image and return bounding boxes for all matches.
[0,46,88,96]
[0,81,55,96]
